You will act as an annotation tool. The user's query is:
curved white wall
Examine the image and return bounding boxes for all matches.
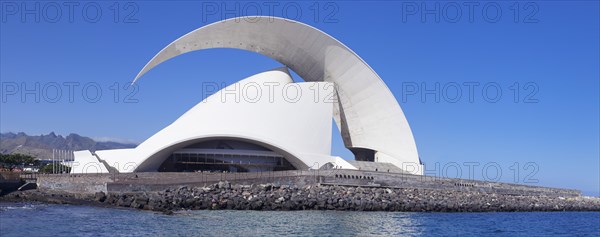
[84,68,356,173]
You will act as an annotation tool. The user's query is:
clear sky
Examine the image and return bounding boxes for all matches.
[1,1,598,196]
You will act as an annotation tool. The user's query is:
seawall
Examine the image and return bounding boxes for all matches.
[34,170,580,197]
[3,181,599,213]
[3,170,596,213]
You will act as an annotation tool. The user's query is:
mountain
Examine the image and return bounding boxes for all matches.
[0,132,137,160]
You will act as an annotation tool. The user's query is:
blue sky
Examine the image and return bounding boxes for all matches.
[1,1,598,196]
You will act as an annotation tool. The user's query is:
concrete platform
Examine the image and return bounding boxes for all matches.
[35,170,581,198]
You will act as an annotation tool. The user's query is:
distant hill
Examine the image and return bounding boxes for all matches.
[0,132,137,160]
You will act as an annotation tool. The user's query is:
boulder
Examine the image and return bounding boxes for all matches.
[94,192,106,202]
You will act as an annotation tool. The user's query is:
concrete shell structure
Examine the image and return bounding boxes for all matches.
[71,16,423,175]
[72,68,355,173]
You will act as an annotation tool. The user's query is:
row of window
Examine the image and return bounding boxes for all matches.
[334,174,374,180]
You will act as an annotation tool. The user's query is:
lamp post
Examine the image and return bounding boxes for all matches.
[52,149,55,174]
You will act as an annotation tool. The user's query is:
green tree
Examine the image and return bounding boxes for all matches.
[0,153,39,167]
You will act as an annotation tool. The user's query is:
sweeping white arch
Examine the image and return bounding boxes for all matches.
[132,16,421,173]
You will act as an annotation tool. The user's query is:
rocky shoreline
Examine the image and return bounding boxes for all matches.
[2,181,599,214]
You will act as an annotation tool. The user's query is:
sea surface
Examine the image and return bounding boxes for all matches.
[1,202,598,236]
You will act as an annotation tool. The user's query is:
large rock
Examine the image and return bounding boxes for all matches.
[217,181,231,189]
[94,192,106,202]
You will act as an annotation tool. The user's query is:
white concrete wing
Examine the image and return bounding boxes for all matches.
[71,150,109,174]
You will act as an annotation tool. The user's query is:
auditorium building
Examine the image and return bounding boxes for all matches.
[71,16,423,175]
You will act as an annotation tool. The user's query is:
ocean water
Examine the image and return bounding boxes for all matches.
[0,202,598,236]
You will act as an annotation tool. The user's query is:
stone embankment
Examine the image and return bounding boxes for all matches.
[2,181,599,214]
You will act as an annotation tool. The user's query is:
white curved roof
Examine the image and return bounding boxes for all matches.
[132,16,420,170]
[88,68,355,173]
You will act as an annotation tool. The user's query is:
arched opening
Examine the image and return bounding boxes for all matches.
[157,139,297,173]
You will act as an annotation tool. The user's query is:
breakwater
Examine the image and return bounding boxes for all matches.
[3,181,599,213]
[2,170,598,213]
[35,170,581,197]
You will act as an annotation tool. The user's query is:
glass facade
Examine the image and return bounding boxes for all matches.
[158,150,295,173]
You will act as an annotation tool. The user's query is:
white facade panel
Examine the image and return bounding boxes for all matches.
[71,150,109,174]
